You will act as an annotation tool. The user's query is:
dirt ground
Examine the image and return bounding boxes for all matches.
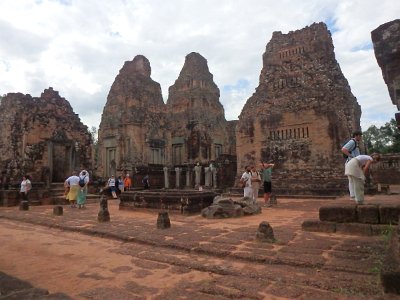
[0,193,399,299]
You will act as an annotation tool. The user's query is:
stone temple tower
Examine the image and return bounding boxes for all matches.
[166,52,234,165]
[236,22,361,194]
[97,55,168,177]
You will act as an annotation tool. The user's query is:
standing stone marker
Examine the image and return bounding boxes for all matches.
[19,201,29,211]
[98,195,110,222]
[53,206,63,216]
[256,221,275,242]
[157,212,171,229]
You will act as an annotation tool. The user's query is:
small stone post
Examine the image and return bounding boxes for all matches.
[256,221,275,242]
[157,212,171,229]
[53,206,63,216]
[98,195,110,222]
[19,200,29,211]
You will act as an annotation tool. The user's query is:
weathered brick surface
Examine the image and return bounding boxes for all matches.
[335,223,372,236]
[356,204,380,224]
[319,205,356,223]
[236,22,360,194]
[0,88,91,183]
[301,219,336,233]
[379,204,400,225]
[380,227,400,294]
[97,53,235,182]
[372,19,400,110]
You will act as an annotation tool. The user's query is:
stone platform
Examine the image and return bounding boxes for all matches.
[119,189,218,214]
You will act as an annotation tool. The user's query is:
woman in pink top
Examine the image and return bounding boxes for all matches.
[345,153,381,204]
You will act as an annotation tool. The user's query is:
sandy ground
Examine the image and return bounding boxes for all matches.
[0,194,399,299]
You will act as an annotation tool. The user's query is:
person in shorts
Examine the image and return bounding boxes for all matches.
[261,162,274,207]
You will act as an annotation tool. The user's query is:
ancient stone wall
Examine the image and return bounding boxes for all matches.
[236,22,361,193]
[372,19,400,110]
[0,88,91,183]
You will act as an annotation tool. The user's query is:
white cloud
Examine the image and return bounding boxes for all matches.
[0,0,398,131]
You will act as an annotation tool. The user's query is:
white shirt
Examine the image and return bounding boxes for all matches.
[240,172,252,188]
[355,155,373,167]
[20,179,31,193]
[65,175,80,186]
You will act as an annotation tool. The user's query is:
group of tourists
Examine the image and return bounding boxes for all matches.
[240,162,275,207]
[104,173,134,199]
[64,170,89,208]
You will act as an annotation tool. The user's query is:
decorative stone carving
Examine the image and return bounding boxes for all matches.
[255,221,275,243]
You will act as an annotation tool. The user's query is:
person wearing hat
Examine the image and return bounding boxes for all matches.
[124,174,132,191]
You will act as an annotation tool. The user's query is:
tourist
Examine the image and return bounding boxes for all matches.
[261,162,275,207]
[142,174,150,189]
[106,175,118,199]
[240,166,253,199]
[124,174,132,190]
[77,170,89,209]
[20,175,32,201]
[65,171,80,208]
[250,165,261,203]
[341,131,362,200]
[117,175,124,193]
[345,153,381,205]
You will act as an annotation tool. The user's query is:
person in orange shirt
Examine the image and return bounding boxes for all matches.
[124,174,132,191]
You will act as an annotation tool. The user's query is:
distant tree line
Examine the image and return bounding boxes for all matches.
[363,118,400,154]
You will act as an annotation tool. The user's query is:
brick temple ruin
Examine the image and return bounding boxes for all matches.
[97,53,237,188]
[236,22,361,195]
[5,21,399,199]
[0,88,91,186]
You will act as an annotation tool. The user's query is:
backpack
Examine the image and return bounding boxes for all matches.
[342,138,357,159]
[79,176,86,187]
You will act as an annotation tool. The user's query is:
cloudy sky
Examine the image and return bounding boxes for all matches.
[0,0,399,131]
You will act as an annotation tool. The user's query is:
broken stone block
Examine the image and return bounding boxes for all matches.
[19,201,29,211]
[53,206,63,216]
[157,212,171,229]
[255,221,275,243]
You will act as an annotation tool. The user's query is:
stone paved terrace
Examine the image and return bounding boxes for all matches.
[0,194,399,299]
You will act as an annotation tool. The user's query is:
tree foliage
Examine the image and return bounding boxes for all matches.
[363,118,400,154]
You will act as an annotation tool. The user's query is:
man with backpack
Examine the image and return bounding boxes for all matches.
[341,131,362,200]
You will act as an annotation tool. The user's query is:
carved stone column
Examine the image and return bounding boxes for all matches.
[204,167,211,187]
[211,166,217,189]
[175,167,181,189]
[163,166,169,189]
[185,166,191,188]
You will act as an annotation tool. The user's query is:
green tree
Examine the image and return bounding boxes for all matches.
[363,118,400,154]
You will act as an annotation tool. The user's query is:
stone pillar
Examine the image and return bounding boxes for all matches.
[98,195,110,222]
[175,167,181,189]
[157,212,171,229]
[211,165,217,189]
[185,167,191,188]
[19,201,29,211]
[204,167,211,188]
[194,165,202,188]
[163,166,169,189]
[53,206,63,216]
